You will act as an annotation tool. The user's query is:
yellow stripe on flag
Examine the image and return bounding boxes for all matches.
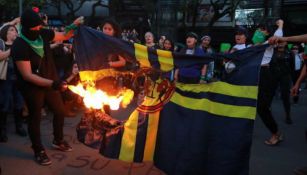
[156,49,174,72]
[134,43,150,68]
[176,82,258,99]
[79,69,132,82]
[143,111,160,161]
[171,92,257,120]
[119,110,139,161]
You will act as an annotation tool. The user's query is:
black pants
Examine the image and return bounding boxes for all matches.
[257,66,292,134]
[257,67,278,134]
[271,65,291,118]
[21,86,66,152]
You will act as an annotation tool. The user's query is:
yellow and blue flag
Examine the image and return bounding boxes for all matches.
[74,26,267,175]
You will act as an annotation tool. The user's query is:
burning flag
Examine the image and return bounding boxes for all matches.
[68,83,134,110]
[72,26,267,175]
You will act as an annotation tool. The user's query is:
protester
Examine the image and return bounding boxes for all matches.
[256,19,284,146]
[0,24,27,142]
[97,18,130,113]
[161,37,175,81]
[11,9,83,165]
[200,35,214,82]
[269,41,293,124]
[230,26,250,52]
[144,31,159,49]
[290,44,304,104]
[129,28,140,43]
[158,35,166,49]
[174,32,206,84]
[266,26,307,175]
[51,40,77,117]
[162,37,174,51]
[252,23,271,45]
[100,18,126,68]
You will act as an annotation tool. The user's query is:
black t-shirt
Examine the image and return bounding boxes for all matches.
[11,29,59,89]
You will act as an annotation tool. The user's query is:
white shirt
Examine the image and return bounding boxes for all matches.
[261,28,283,65]
[186,49,194,55]
[232,44,247,51]
[295,54,302,71]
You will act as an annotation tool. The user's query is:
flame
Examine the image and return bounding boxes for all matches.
[68,83,134,110]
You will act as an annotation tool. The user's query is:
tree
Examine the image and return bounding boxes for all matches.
[207,0,242,30]
[0,0,45,23]
[46,0,62,17]
[62,0,87,22]
[109,0,124,17]
[187,0,202,29]
[135,0,157,28]
[90,0,109,20]
[177,0,241,32]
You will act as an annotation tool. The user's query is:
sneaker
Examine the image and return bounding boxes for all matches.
[34,150,52,166]
[52,140,73,152]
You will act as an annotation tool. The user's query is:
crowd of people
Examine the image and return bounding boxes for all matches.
[0,6,307,174]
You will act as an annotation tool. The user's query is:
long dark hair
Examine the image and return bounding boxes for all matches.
[0,25,17,41]
[163,38,174,52]
[100,18,122,38]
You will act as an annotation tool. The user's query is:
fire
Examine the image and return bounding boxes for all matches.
[68,83,134,110]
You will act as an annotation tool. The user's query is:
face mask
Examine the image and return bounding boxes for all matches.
[252,29,266,44]
[21,27,41,41]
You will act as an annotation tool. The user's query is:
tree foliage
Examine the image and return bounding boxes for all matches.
[181,0,242,29]
[208,0,241,28]
[62,0,87,21]
[0,0,45,22]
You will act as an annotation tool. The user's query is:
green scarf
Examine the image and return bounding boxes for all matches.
[19,32,44,58]
[65,23,78,34]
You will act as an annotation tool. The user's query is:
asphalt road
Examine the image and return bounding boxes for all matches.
[1,88,307,175]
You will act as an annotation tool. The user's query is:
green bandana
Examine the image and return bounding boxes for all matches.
[65,23,78,34]
[19,32,44,58]
[252,29,267,44]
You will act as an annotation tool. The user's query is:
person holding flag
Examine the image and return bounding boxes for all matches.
[11,8,83,165]
[269,33,307,175]
[269,34,307,98]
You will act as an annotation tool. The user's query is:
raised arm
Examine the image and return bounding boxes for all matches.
[269,20,307,44]
[0,17,20,30]
[53,16,84,42]
[269,34,307,44]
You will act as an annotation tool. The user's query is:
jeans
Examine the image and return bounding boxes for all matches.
[0,80,24,112]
